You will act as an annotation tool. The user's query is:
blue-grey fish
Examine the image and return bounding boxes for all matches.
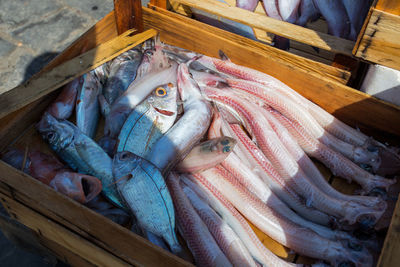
[76,71,102,138]
[112,151,182,254]
[312,0,350,38]
[104,43,177,138]
[36,113,123,208]
[116,83,178,158]
[103,49,143,107]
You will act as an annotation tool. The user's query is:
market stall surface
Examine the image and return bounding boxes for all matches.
[0,0,113,265]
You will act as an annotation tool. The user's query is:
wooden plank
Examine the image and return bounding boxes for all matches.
[142,7,400,136]
[172,0,355,55]
[114,0,143,34]
[0,28,157,120]
[355,9,400,71]
[39,237,94,267]
[376,0,400,15]
[150,0,168,9]
[0,162,192,266]
[377,190,400,267]
[147,5,350,84]
[0,194,130,267]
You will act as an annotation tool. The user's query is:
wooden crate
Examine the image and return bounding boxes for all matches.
[0,0,400,266]
[354,0,400,71]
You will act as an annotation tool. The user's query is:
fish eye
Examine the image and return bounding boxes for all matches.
[220,139,229,145]
[155,87,167,97]
[222,146,231,153]
[120,152,129,160]
[47,132,55,141]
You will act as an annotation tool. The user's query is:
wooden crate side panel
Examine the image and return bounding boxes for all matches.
[0,194,129,267]
[376,0,400,15]
[142,7,400,136]
[0,162,191,266]
[114,0,143,34]
[172,0,355,55]
[378,193,400,267]
[355,9,400,71]
[0,29,157,120]
[148,5,350,84]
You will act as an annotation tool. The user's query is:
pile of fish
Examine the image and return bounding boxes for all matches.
[3,37,400,267]
[235,0,373,49]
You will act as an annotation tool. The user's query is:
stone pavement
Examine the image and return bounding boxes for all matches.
[0,0,114,94]
[0,0,114,265]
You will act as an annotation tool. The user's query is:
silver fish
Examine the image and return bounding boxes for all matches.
[176,137,236,173]
[103,49,143,106]
[112,151,181,254]
[76,71,102,138]
[147,62,212,172]
[36,113,123,208]
[104,43,177,138]
[117,83,178,158]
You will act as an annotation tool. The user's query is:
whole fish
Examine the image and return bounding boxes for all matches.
[147,62,212,172]
[117,82,178,158]
[176,137,236,173]
[312,0,350,38]
[49,171,102,204]
[112,151,181,254]
[103,49,143,106]
[36,113,123,208]
[166,172,232,267]
[47,77,82,120]
[76,70,102,138]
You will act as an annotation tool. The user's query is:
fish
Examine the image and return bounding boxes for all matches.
[181,179,257,266]
[103,49,143,106]
[49,171,102,204]
[76,70,102,138]
[198,166,373,267]
[112,151,181,254]
[85,195,131,226]
[166,172,232,266]
[296,0,320,26]
[47,77,83,120]
[176,137,236,173]
[116,82,178,158]
[147,62,212,172]
[342,0,372,41]
[29,151,67,185]
[312,0,350,38]
[98,136,117,157]
[36,113,123,208]
[236,0,259,12]
[104,62,177,138]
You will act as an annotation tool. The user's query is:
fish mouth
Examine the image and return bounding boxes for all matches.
[154,107,175,116]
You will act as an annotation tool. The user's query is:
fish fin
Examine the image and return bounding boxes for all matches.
[144,116,159,153]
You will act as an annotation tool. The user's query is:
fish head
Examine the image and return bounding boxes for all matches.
[36,112,75,150]
[112,151,143,180]
[177,63,203,102]
[139,43,171,75]
[148,83,178,119]
[190,70,227,87]
[201,136,237,155]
